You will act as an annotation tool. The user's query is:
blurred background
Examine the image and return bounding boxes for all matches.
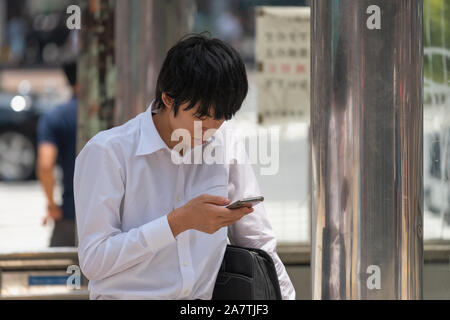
[0,0,448,299]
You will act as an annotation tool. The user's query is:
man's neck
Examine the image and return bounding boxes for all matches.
[152,108,181,152]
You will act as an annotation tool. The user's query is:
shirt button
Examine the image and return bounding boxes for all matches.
[177,196,182,202]
[183,261,189,267]
[184,290,189,295]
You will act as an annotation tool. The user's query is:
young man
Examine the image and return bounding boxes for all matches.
[37,61,78,247]
[74,34,295,299]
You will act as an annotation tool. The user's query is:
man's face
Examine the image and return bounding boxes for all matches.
[167,100,225,147]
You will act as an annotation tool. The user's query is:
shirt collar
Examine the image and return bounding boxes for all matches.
[135,99,221,157]
[135,100,169,156]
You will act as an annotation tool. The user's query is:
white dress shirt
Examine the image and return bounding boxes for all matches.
[73,100,296,300]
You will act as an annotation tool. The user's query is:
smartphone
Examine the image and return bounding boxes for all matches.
[225,196,264,209]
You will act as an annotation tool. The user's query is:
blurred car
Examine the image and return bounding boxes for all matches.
[0,91,58,181]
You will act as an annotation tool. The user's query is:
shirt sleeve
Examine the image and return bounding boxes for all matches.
[37,111,58,146]
[73,139,176,281]
[226,141,296,300]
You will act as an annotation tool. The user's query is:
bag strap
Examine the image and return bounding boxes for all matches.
[219,258,226,272]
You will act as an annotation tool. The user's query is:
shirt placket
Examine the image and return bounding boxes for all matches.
[174,163,195,298]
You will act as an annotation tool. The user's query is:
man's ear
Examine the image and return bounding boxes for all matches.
[161,92,174,111]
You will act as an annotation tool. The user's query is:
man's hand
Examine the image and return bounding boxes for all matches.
[42,204,63,226]
[168,194,254,237]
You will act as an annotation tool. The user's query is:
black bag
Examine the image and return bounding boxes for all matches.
[212,244,282,300]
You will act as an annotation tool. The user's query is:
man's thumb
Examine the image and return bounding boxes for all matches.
[202,194,230,205]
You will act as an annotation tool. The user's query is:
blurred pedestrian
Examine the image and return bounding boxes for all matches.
[36,60,77,247]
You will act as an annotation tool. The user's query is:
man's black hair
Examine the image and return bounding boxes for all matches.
[154,32,248,121]
[62,60,77,87]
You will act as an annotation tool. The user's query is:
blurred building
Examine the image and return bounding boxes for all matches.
[0,0,78,67]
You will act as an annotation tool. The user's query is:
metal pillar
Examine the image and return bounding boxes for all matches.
[311,0,423,299]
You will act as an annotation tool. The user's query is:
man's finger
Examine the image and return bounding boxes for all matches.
[222,214,248,226]
[222,207,254,223]
[230,206,254,216]
[200,194,230,205]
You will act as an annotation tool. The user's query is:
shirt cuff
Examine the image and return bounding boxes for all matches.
[141,214,176,252]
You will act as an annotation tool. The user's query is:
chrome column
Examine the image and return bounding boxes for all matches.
[311,0,423,299]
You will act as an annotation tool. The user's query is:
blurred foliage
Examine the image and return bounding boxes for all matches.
[424,0,450,84]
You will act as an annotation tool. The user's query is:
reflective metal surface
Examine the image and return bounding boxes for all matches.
[311,0,423,299]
